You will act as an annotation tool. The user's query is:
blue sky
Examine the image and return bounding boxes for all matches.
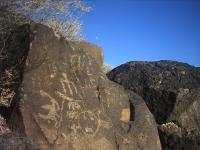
[83,0,200,67]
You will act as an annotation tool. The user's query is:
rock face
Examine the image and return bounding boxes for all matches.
[0,114,35,150]
[158,122,200,150]
[0,133,35,150]
[107,60,200,150]
[170,88,200,133]
[157,88,200,150]
[107,60,200,124]
[127,91,162,150]
[71,41,104,67]
[7,23,129,149]
[0,19,161,150]
[0,115,10,134]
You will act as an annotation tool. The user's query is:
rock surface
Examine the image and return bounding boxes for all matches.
[7,23,129,150]
[157,88,200,150]
[158,122,200,150]
[107,60,200,124]
[126,91,162,150]
[169,88,200,134]
[0,114,10,134]
[107,60,200,150]
[0,133,35,150]
[0,17,162,150]
[0,114,35,150]
[71,40,104,67]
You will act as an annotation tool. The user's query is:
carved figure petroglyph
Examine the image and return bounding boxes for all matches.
[56,73,83,100]
[71,54,93,74]
[37,66,116,139]
[68,101,81,111]
[50,62,57,78]
[39,72,83,129]
[88,74,97,88]
[66,110,102,136]
[71,70,80,83]
[100,120,110,129]
[66,111,79,120]
[77,110,101,136]
[39,90,60,126]
[71,55,81,70]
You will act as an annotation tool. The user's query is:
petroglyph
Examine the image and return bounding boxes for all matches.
[66,110,102,136]
[50,62,57,78]
[28,48,131,148]
[70,54,94,75]
[71,55,81,70]
[77,110,100,136]
[99,75,107,81]
[61,73,73,96]
[68,101,81,111]
[85,127,94,134]
[100,120,111,129]
[38,90,60,126]
[66,109,111,135]
[71,123,82,134]
[69,54,100,89]
[71,70,80,83]
[56,73,83,100]
[66,111,79,120]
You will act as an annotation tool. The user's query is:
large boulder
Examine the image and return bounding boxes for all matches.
[5,23,129,149]
[0,19,162,150]
[107,60,200,149]
[126,91,162,150]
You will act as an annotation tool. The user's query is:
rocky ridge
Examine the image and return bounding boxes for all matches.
[107,60,200,150]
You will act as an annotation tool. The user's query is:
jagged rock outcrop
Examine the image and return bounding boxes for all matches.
[107,60,200,150]
[0,12,162,150]
[158,122,200,150]
[170,88,200,133]
[157,88,200,150]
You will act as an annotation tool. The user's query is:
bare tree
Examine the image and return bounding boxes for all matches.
[0,0,91,41]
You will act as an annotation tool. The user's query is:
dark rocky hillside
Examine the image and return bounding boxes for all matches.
[107,60,200,150]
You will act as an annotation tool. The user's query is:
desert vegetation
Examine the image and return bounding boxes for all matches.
[0,0,91,41]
